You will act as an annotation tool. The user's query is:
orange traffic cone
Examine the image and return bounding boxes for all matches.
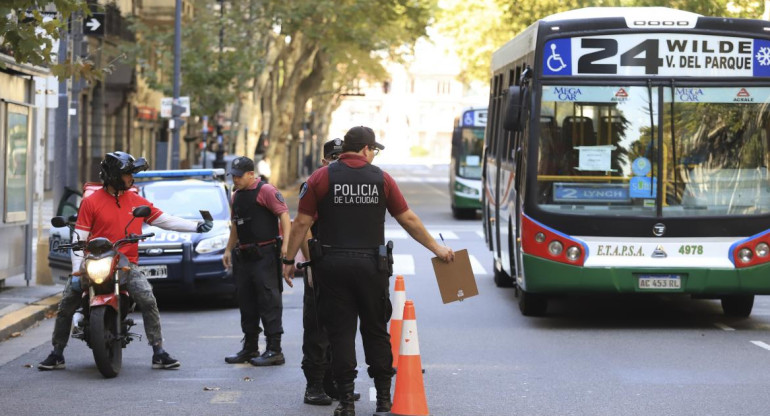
[389,275,406,370]
[388,300,429,416]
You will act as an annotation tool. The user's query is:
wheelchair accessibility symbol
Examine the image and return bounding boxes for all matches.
[547,43,567,72]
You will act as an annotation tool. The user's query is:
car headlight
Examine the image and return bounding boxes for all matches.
[85,257,113,284]
[196,234,229,254]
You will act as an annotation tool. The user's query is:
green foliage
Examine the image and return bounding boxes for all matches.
[0,1,97,80]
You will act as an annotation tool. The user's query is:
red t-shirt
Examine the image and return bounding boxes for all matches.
[75,188,162,263]
[298,153,408,218]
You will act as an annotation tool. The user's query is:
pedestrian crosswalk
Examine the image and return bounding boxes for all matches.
[391,252,488,276]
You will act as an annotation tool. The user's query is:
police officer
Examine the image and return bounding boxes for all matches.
[223,156,292,366]
[302,138,361,406]
[38,151,213,371]
[283,127,454,416]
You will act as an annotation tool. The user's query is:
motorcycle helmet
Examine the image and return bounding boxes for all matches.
[99,151,148,191]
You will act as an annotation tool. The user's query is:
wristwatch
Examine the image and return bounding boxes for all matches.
[281,257,295,265]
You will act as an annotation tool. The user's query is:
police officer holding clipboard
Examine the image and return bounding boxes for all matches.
[282,126,454,416]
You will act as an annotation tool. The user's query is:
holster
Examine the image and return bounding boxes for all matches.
[378,240,394,276]
[235,244,263,261]
[308,238,323,263]
[275,236,284,292]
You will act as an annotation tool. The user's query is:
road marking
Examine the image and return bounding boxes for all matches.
[385,229,408,240]
[393,254,415,276]
[469,255,488,275]
[369,387,376,402]
[750,341,770,351]
[476,230,485,239]
[429,231,458,240]
[210,391,242,404]
[714,323,735,331]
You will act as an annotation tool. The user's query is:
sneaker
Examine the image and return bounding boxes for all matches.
[152,352,181,369]
[38,352,65,371]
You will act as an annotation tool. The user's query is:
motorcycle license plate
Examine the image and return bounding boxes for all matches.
[138,265,168,279]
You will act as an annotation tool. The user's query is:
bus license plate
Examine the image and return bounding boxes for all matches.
[138,265,168,279]
[638,274,681,290]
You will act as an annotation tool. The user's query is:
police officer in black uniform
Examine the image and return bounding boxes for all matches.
[283,127,454,416]
[223,156,292,366]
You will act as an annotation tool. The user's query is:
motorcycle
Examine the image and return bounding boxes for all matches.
[51,205,155,378]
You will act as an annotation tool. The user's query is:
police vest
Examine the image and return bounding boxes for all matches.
[318,161,386,248]
[232,181,279,244]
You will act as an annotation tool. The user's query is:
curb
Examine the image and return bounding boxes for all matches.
[0,294,61,342]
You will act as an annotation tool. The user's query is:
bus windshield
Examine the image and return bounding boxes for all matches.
[456,126,484,179]
[536,85,770,217]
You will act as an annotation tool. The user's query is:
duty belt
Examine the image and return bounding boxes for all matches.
[239,239,277,249]
[321,246,378,256]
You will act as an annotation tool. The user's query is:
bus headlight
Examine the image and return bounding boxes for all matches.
[85,258,113,284]
[756,243,769,258]
[566,246,581,262]
[548,241,563,256]
[738,248,753,263]
[195,234,229,254]
[454,182,479,195]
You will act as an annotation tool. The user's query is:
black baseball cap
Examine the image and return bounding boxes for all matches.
[228,156,255,176]
[323,138,343,158]
[343,126,385,150]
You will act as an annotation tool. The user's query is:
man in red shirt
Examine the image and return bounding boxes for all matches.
[282,126,454,416]
[39,151,213,371]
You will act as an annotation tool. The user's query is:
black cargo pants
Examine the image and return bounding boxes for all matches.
[233,244,283,337]
[316,250,394,385]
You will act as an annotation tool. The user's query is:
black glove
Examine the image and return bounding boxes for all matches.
[196,220,213,233]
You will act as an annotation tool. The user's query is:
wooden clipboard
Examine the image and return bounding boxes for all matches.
[431,249,478,304]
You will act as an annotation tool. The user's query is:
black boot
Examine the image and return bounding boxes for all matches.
[332,382,355,416]
[250,335,285,366]
[225,333,260,364]
[326,380,361,401]
[374,378,392,413]
[304,382,333,406]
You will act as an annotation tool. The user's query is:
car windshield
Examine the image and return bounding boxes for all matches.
[140,181,229,220]
[536,85,770,218]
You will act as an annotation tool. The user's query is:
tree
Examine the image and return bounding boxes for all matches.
[0,0,103,80]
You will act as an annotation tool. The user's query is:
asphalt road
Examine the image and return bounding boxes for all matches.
[2,163,770,415]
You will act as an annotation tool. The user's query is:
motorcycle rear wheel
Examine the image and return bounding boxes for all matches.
[90,306,122,378]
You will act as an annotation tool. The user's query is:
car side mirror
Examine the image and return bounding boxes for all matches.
[51,216,67,228]
[133,205,151,218]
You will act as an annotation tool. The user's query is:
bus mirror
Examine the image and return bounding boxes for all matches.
[503,85,529,132]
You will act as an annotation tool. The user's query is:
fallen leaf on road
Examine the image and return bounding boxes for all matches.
[23,364,33,368]
[203,387,221,391]
[10,332,21,338]
[243,377,253,382]
[45,311,57,319]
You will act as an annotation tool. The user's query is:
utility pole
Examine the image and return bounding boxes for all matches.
[52,25,69,208]
[170,0,182,169]
[67,12,83,189]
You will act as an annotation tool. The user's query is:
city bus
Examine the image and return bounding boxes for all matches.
[450,106,486,218]
[482,7,770,317]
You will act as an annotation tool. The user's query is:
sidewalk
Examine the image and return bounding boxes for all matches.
[0,190,62,343]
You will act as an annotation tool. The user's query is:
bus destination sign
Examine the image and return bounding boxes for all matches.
[543,34,770,77]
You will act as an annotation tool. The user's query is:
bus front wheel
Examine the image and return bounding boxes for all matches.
[519,290,548,317]
[721,295,754,317]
